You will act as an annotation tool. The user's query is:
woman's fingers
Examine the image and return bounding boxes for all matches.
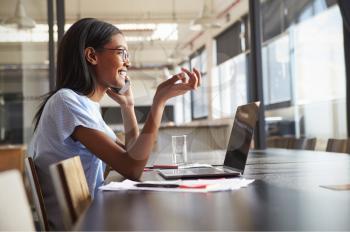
[193,68,201,87]
[163,73,185,87]
[181,67,198,89]
[155,67,202,102]
[106,88,116,97]
[159,67,201,94]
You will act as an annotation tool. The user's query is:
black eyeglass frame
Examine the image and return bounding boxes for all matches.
[100,47,129,62]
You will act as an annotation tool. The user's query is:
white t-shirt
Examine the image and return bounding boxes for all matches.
[28,88,117,229]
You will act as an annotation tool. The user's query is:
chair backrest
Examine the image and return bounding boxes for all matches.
[0,170,35,231]
[0,145,25,173]
[24,157,50,231]
[50,156,91,229]
[303,138,317,150]
[326,139,348,153]
[267,136,292,148]
[289,138,317,150]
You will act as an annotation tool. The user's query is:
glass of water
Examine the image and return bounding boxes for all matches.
[171,135,188,165]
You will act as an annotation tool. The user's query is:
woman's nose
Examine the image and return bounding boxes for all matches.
[124,58,131,68]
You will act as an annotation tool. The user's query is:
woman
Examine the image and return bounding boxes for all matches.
[29,18,200,229]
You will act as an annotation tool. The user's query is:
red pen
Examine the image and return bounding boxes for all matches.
[152,164,178,169]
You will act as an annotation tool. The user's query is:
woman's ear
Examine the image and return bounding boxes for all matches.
[84,47,98,65]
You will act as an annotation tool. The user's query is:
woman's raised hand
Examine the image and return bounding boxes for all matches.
[106,77,135,107]
[154,67,201,105]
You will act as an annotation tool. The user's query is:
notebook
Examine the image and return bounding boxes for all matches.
[158,102,260,180]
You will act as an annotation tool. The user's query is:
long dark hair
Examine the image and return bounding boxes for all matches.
[34,18,122,130]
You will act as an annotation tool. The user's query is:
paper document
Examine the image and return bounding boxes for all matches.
[99,178,254,193]
[320,184,350,191]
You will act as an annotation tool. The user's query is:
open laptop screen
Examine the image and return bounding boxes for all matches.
[223,102,259,173]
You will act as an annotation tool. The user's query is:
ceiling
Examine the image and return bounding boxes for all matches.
[0,0,248,79]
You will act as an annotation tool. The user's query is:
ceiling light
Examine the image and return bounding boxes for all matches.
[190,0,221,31]
[3,0,36,30]
[190,17,221,31]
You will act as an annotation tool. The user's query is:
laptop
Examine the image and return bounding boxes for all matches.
[158,101,260,180]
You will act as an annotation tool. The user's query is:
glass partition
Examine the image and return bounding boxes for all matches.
[190,48,208,120]
[0,0,50,145]
[212,53,248,119]
[261,0,346,149]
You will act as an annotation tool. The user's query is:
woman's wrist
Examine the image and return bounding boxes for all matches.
[119,102,135,109]
[152,95,166,109]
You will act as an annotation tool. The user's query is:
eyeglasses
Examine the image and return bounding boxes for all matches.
[101,47,129,62]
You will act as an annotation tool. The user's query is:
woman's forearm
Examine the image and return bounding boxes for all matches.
[126,98,165,161]
[120,104,139,149]
[115,68,200,177]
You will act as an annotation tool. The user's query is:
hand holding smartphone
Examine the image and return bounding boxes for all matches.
[110,79,130,95]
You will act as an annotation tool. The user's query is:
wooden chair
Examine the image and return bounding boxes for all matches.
[0,145,25,173]
[289,137,317,150]
[50,156,91,229]
[266,136,278,148]
[24,157,50,231]
[267,136,292,148]
[326,139,348,153]
[0,170,35,231]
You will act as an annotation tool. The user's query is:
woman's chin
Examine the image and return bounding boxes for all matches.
[111,81,124,88]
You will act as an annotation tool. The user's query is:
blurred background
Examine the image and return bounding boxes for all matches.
[0,0,346,153]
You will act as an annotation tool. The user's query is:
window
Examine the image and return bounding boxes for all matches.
[190,48,208,120]
[174,61,191,123]
[213,16,250,119]
[0,1,50,145]
[262,34,292,108]
[212,54,248,118]
[260,0,337,43]
[261,1,346,142]
[215,20,247,65]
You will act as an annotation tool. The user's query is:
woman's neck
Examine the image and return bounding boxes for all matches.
[88,86,106,102]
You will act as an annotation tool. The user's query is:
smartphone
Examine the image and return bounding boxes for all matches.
[111,79,130,95]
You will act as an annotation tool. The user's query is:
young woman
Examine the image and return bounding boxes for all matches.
[29,18,200,229]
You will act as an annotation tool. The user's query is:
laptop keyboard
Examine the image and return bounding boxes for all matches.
[214,167,240,174]
[184,167,239,175]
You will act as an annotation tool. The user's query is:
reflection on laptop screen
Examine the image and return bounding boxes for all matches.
[223,102,259,173]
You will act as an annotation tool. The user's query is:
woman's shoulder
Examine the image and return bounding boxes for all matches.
[48,88,98,111]
[56,88,81,98]
[50,88,86,104]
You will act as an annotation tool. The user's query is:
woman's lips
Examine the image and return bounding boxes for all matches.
[118,70,127,79]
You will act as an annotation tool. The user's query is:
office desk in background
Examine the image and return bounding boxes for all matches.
[75,149,350,231]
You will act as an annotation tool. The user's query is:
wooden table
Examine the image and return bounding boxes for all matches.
[74,149,350,230]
